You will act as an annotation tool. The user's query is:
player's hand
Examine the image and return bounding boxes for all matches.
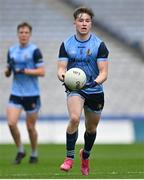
[61,74,65,82]
[61,74,72,92]
[4,68,11,77]
[62,82,71,93]
[58,74,65,82]
[84,81,98,88]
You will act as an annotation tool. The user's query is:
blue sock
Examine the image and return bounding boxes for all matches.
[66,131,78,159]
[83,131,96,159]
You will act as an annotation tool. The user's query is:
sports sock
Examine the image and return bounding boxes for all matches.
[31,150,38,157]
[66,131,78,159]
[18,145,25,153]
[83,131,96,159]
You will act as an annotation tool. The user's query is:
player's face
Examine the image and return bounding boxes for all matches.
[74,13,92,39]
[17,26,31,46]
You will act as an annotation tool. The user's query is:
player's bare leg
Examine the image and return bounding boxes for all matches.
[7,107,22,147]
[26,112,38,163]
[7,107,26,164]
[60,95,84,171]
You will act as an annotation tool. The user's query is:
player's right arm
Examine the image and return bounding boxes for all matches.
[57,42,68,82]
[57,61,67,82]
[4,51,12,77]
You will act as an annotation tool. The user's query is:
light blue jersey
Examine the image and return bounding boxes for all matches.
[7,43,44,96]
[58,33,109,94]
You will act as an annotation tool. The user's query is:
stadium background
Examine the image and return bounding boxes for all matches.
[0,0,144,144]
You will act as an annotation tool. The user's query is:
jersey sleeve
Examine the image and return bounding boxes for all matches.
[97,42,109,61]
[58,42,68,61]
[33,48,44,67]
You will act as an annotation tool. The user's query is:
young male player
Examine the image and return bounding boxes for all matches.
[57,7,109,175]
[5,22,45,164]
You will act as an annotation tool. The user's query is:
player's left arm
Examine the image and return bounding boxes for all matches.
[95,42,109,84]
[5,51,13,77]
[24,66,45,77]
[95,60,108,84]
[24,48,45,77]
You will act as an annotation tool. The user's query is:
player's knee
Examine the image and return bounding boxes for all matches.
[70,114,80,125]
[86,125,97,134]
[7,121,17,128]
[87,129,96,134]
[27,125,34,133]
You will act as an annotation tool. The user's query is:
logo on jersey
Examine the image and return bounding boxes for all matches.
[80,49,83,55]
[86,49,92,56]
[24,53,29,61]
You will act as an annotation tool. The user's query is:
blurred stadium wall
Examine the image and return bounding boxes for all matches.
[1,115,144,144]
[0,0,144,144]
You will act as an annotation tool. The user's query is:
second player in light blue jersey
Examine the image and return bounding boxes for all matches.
[5,22,45,164]
[57,7,109,175]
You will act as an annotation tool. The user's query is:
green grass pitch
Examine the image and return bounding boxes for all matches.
[0,143,144,179]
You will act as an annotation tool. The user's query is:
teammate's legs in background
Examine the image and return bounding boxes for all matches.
[7,106,26,164]
[26,112,38,163]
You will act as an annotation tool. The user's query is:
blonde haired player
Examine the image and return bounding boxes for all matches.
[5,22,45,164]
